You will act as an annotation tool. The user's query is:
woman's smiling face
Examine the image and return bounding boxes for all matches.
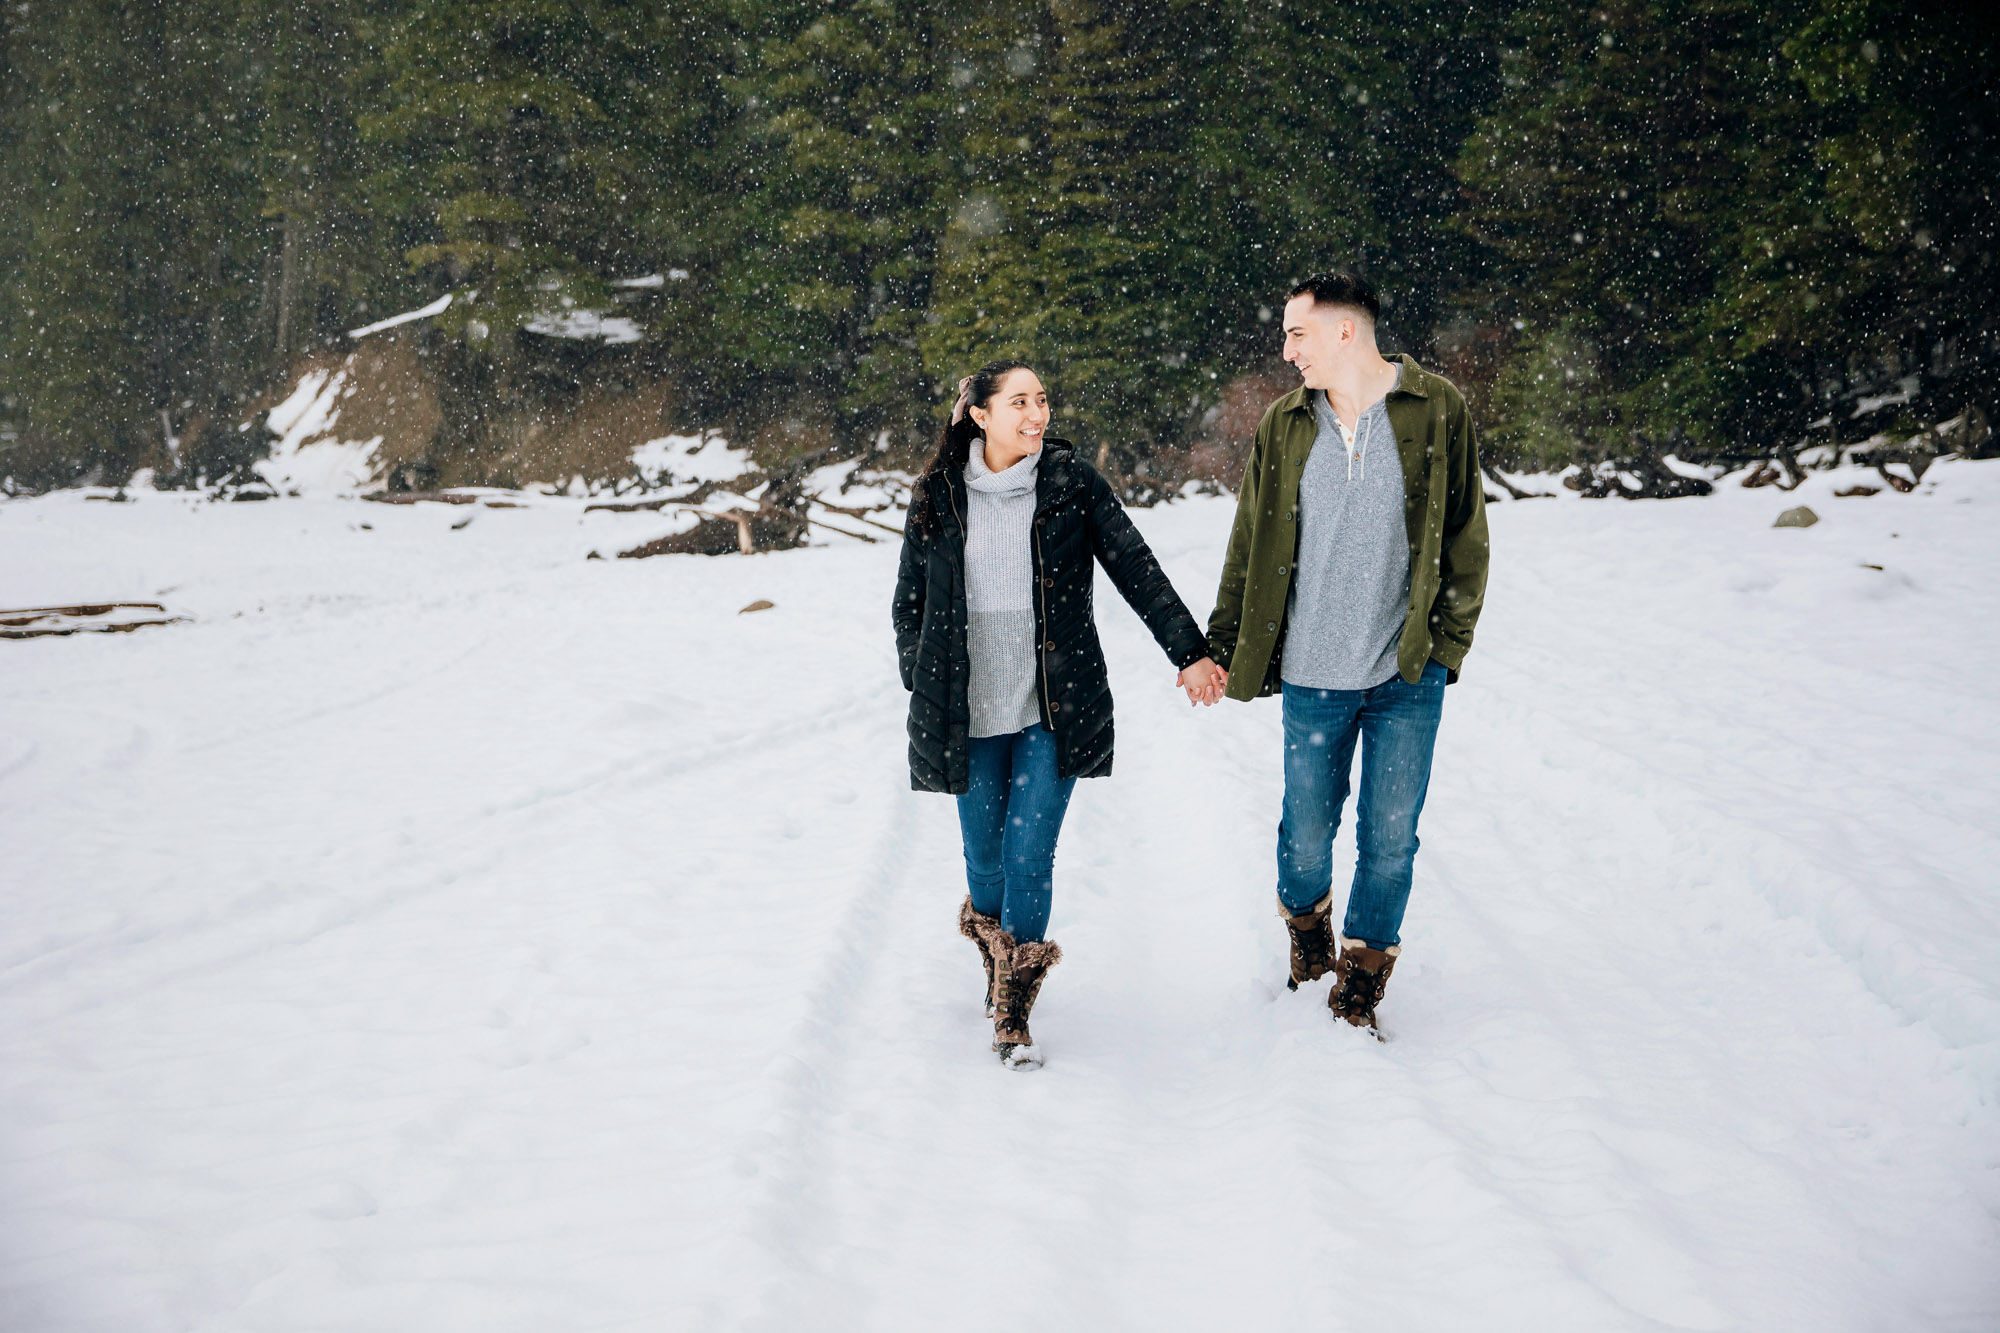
[970,368,1050,464]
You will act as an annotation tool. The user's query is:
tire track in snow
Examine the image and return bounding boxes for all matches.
[1398,680,1999,1324]
[1003,566,1997,1327]
[702,726,928,1331]
[1445,665,2000,1096]
[1059,687,1643,1327]
[7,490,1996,1329]
[468,687,894,824]
[0,683,895,1011]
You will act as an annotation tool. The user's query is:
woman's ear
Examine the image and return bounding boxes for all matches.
[968,405,988,432]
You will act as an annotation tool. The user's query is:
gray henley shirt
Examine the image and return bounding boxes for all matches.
[1280,366,1410,691]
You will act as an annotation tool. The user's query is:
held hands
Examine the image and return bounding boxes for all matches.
[1177,656,1228,707]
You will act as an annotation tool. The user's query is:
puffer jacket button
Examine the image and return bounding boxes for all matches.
[1043,577,1053,588]
[1266,621,1277,632]
[1049,702,1061,714]
[1045,640,1056,651]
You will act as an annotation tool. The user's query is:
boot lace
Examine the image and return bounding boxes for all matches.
[997,964,1046,1040]
[1289,917,1333,982]
[1335,961,1387,1020]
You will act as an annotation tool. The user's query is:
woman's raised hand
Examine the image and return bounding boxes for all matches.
[1177,657,1228,707]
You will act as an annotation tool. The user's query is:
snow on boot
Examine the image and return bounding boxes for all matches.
[1328,935,1400,1037]
[958,896,1006,1018]
[1281,893,1335,991]
[993,937,1062,1070]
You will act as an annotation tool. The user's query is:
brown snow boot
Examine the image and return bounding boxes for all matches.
[993,936,1062,1070]
[958,896,1006,1018]
[1328,935,1400,1035]
[1281,893,1335,991]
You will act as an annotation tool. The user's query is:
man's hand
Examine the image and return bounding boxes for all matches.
[1177,657,1228,707]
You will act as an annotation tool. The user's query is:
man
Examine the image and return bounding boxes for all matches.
[1206,272,1488,1035]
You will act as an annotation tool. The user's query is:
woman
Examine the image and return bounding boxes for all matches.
[892,360,1227,1069]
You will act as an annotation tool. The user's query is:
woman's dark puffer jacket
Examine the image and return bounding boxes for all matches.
[893,440,1209,793]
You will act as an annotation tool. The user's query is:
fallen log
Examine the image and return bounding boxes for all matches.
[810,494,907,534]
[615,499,874,558]
[1,603,184,639]
[618,514,750,558]
[360,490,479,505]
[1481,465,1553,501]
[0,602,165,623]
[3,618,186,639]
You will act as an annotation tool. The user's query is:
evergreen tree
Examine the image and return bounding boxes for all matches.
[2,0,1987,490]
[584,1,739,415]
[358,2,720,377]
[1360,0,1516,355]
[1180,0,1509,368]
[0,0,267,486]
[1711,0,2000,443]
[719,0,952,454]
[242,0,422,374]
[1171,1,1381,381]
[1457,0,1764,467]
[924,0,1201,465]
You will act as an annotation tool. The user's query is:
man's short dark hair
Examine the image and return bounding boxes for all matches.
[1288,272,1381,324]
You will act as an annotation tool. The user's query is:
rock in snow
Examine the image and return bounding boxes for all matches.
[1774,504,1821,528]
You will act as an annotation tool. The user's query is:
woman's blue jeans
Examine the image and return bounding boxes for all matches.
[1276,661,1448,949]
[957,724,1076,943]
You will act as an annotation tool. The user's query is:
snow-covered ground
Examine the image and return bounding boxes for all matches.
[2,462,1997,1331]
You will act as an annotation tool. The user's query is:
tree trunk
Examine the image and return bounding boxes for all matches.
[276,210,300,364]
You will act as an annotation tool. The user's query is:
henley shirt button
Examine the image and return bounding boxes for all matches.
[1266,621,1277,632]
[1277,565,1287,575]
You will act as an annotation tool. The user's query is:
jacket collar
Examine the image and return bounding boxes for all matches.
[1033,439,1081,513]
[1277,353,1433,415]
[929,439,1079,532]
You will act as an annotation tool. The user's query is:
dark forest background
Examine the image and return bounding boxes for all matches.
[1,0,1995,494]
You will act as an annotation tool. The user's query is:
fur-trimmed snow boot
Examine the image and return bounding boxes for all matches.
[992,936,1062,1070]
[1281,893,1335,991]
[958,896,1006,1018]
[1328,935,1399,1036]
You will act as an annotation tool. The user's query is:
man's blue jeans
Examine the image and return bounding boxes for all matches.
[957,724,1076,943]
[1276,660,1448,949]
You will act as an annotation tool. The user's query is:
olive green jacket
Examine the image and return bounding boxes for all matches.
[1207,354,1489,699]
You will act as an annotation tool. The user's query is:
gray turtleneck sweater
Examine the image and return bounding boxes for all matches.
[963,442,1043,738]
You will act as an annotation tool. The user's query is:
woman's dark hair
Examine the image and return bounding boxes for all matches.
[906,359,1036,537]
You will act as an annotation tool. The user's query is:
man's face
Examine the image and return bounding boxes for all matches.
[1281,295,1357,391]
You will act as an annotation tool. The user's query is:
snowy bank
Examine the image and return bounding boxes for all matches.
[0,458,1996,1329]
